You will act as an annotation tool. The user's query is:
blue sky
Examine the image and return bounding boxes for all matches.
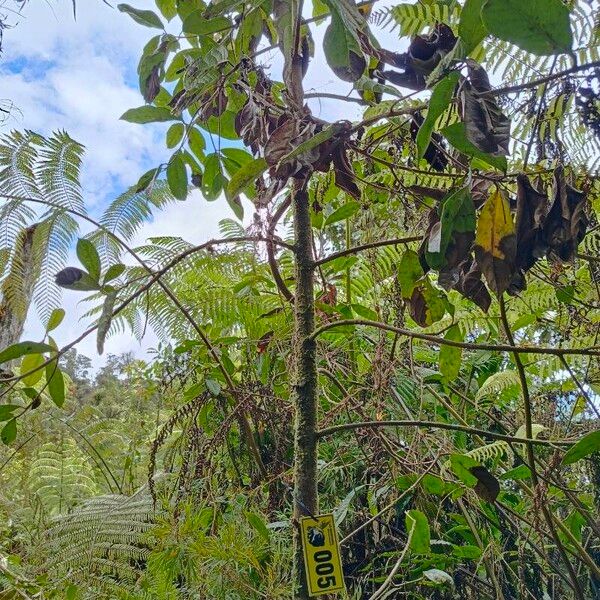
[0,0,391,364]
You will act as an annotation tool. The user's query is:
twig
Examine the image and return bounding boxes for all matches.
[310,319,600,357]
[317,419,573,446]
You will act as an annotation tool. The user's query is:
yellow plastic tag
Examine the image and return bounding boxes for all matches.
[300,513,345,597]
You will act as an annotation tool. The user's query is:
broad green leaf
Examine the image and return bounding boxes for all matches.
[423,568,454,586]
[324,201,360,226]
[0,342,53,365]
[441,122,507,172]
[167,152,188,200]
[0,405,19,422]
[97,291,118,356]
[76,239,101,281]
[398,250,424,299]
[405,509,430,554]
[21,353,45,387]
[352,304,378,321]
[104,264,126,283]
[118,4,164,29]
[323,8,365,82]
[459,0,487,54]
[121,106,175,124]
[417,72,459,161]
[439,324,463,380]
[205,378,221,396]
[155,0,176,20]
[46,308,65,332]
[481,0,573,56]
[46,362,65,408]
[166,123,185,148]
[1,419,16,445]
[135,168,159,192]
[188,127,206,159]
[227,158,268,200]
[183,12,231,35]
[474,190,517,295]
[500,465,531,480]
[202,153,224,201]
[562,430,600,466]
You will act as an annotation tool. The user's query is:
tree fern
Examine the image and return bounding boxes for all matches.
[28,437,98,515]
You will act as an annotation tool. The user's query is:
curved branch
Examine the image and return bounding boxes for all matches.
[316,419,573,446]
[315,235,422,266]
[310,319,600,357]
[266,194,294,302]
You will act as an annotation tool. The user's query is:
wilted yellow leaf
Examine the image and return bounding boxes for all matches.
[474,189,517,295]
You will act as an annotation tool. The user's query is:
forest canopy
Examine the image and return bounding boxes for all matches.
[1,0,600,598]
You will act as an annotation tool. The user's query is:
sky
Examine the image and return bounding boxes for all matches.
[0,0,393,366]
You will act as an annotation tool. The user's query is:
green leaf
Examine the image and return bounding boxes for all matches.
[188,127,206,159]
[227,158,268,200]
[205,378,221,396]
[441,122,507,172]
[562,430,600,466]
[46,362,66,408]
[405,509,430,554]
[439,324,463,380]
[182,12,231,35]
[417,72,459,161]
[167,152,188,200]
[324,201,360,226]
[398,250,424,299]
[481,0,573,56]
[500,464,531,480]
[323,8,366,82]
[76,239,101,281]
[425,187,475,270]
[202,153,224,201]
[459,0,487,54]
[1,419,17,445]
[21,353,45,387]
[46,308,65,332]
[155,0,176,20]
[97,291,118,356]
[245,512,270,543]
[352,304,378,320]
[135,168,159,193]
[104,264,126,283]
[0,341,53,365]
[0,405,19,422]
[121,106,175,124]
[118,3,164,29]
[423,568,454,586]
[450,454,479,486]
[166,123,185,148]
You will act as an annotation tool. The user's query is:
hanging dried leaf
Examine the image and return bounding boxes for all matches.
[474,189,517,296]
[460,61,510,157]
[409,277,446,327]
[508,174,548,294]
[543,167,588,263]
[455,258,492,312]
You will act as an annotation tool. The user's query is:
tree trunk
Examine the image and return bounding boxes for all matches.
[0,224,40,352]
[291,182,319,598]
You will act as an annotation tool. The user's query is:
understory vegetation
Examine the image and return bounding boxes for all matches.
[1,0,600,598]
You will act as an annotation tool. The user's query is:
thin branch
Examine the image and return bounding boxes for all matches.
[315,236,422,266]
[310,319,600,357]
[485,60,600,98]
[317,419,573,447]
